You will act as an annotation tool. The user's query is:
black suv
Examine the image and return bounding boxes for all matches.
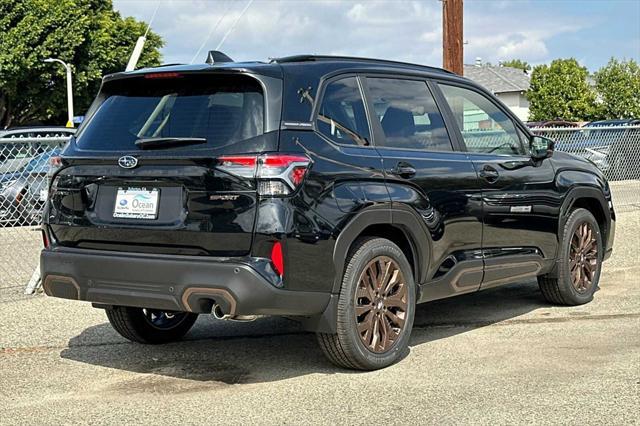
[41,54,615,370]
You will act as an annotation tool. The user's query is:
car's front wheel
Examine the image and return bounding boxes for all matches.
[317,237,416,370]
[105,306,198,344]
[538,208,603,305]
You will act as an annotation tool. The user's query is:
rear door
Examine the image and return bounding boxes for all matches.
[435,82,559,288]
[48,72,279,256]
[362,75,484,291]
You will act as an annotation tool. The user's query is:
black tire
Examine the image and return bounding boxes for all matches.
[538,208,603,306]
[105,306,198,344]
[317,237,416,370]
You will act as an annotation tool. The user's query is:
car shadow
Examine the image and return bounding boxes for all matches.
[409,278,550,347]
[60,279,549,386]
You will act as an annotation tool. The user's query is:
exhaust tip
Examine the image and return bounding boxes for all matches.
[212,303,231,320]
[212,303,258,322]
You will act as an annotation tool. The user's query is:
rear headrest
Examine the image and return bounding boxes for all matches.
[381,107,415,137]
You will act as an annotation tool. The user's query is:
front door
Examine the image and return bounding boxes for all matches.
[436,82,559,289]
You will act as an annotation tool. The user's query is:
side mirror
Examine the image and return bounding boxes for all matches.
[530,136,554,160]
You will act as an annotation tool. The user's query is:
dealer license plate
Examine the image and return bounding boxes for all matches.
[113,187,159,220]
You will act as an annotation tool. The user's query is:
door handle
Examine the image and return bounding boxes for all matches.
[390,162,416,179]
[479,165,499,183]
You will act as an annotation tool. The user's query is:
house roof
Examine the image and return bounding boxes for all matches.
[463,64,530,94]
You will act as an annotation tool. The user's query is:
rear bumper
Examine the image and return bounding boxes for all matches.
[40,247,330,317]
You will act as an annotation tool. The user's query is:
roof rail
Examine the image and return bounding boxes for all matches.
[271,55,454,74]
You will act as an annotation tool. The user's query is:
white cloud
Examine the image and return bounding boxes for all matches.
[497,37,549,60]
[112,0,444,65]
[112,0,585,68]
[346,1,435,25]
[421,30,440,44]
[463,7,583,65]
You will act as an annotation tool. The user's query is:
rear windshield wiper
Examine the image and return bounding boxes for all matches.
[135,137,207,150]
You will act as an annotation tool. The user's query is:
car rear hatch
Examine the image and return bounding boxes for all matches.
[47,71,282,256]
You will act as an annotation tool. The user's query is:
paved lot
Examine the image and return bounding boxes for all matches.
[610,179,640,212]
[0,225,41,290]
[1,211,638,425]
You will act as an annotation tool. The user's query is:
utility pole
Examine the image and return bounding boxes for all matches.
[442,0,463,75]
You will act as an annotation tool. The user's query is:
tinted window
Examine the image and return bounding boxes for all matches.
[367,78,452,151]
[316,77,370,146]
[438,84,525,155]
[76,75,264,151]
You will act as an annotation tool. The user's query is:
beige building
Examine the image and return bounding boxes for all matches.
[463,63,531,122]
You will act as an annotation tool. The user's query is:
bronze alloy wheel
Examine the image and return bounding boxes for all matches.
[354,256,408,353]
[570,221,599,293]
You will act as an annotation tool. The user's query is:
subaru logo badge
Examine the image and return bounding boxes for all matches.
[118,156,138,169]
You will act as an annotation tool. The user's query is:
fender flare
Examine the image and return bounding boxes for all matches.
[331,206,432,294]
[559,186,610,231]
[555,186,612,266]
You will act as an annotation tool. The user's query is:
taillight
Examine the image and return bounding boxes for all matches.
[270,241,284,277]
[48,156,63,178]
[50,156,62,167]
[217,155,258,179]
[258,154,311,190]
[217,153,311,196]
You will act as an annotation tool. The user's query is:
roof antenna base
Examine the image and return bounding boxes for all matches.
[206,51,234,65]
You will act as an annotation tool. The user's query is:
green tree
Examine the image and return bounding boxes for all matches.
[594,58,640,119]
[501,59,531,72]
[527,58,597,122]
[0,0,163,127]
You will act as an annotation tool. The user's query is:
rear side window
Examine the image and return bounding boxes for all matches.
[366,77,452,151]
[316,77,370,146]
[75,74,264,151]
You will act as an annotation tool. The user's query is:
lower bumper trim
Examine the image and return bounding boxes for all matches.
[41,247,330,316]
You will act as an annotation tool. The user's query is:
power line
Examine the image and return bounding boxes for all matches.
[190,0,234,64]
[215,0,255,51]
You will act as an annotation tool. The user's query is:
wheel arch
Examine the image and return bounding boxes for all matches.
[332,207,431,294]
[560,187,610,248]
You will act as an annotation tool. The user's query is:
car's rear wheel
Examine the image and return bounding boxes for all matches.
[538,208,603,305]
[105,306,198,344]
[317,237,416,370]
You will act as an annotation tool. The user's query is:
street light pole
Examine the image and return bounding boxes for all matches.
[44,58,74,127]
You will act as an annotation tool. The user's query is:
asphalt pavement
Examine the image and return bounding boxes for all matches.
[1,211,638,425]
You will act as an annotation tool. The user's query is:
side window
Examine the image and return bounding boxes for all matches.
[438,84,526,155]
[366,78,452,151]
[316,77,370,146]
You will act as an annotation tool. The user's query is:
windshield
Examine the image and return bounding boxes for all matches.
[75,74,264,151]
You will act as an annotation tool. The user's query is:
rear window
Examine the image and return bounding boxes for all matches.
[76,74,264,151]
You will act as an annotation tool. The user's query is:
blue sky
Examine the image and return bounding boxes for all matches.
[113,0,640,71]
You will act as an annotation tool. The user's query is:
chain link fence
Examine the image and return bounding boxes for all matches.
[531,124,640,211]
[1,136,69,295]
[0,125,638,293]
